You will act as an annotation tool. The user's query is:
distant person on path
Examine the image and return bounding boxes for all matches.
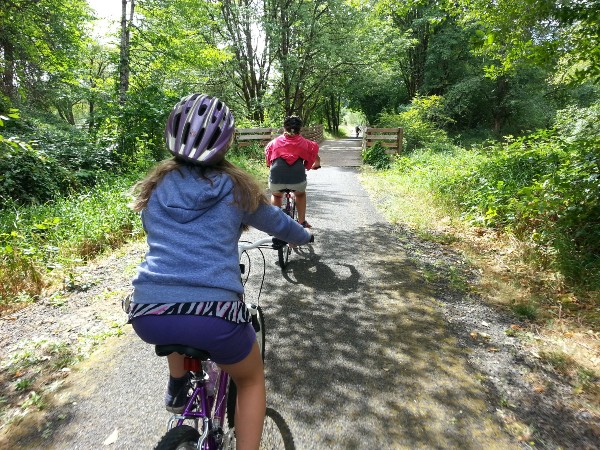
[265,115,321,228]
[355,125,360,137]
[127,94,312,450]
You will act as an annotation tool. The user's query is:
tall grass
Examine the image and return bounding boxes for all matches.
[362,136,599,293]
[0,146,269,310]
[0,173,143,308]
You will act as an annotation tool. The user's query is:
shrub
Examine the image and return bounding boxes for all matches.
[435,120,599,289]
[0,138,75,205]
[362,142,391,170]
[378,96,455,152]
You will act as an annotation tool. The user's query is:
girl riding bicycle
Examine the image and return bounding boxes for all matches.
[127,94,312,450]
[265,115,321,228]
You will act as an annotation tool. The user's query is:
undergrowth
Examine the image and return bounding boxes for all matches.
[360,122,599,327]
[0,143,268,312]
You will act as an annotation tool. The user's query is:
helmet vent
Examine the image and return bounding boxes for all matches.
[173,113,182,134]
[182,122,190,145]
[216,101,223,110]
[193,128,205,150]
[198,104,207,115]
[207,128,221,149]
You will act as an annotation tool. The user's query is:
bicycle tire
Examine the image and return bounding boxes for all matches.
[277,244,289,269]
[260,407,295,450]
[278,196,295,269]
[223,407,295,450]
[154,425,200,450]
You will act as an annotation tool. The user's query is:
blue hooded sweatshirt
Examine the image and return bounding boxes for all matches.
[132,165,311,305]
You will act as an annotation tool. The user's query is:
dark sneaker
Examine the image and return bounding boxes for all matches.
[299,220,312,228]
[164,373,191,413]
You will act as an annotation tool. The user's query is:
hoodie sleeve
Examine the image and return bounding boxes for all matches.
[242,203,311,245]
[301,139,319,169]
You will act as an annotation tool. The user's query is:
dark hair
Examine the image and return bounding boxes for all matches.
[283,116,303,134]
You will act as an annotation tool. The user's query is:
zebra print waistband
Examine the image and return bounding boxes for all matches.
[125,299,252,324]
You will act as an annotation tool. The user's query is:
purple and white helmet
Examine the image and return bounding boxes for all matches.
[165,94,235,165]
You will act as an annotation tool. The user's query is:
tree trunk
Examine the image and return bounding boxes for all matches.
[118,0,134,105]
[1,39,16,100]
[492,76,508,134]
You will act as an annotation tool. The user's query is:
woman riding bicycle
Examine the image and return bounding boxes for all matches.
[265,115,321,228]
[127,94,312,450]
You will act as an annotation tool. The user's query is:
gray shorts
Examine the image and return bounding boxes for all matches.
[269,180,307,193]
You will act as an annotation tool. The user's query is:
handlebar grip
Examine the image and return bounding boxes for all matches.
[272,238,287,249]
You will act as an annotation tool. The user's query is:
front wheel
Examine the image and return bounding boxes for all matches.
[260,407,295,450]
[154,425,200,450]
[277,244,290,269]
[223,407,295,450]
[252,304,265,361]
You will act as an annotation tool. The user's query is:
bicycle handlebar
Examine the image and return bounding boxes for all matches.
[238,234,314,258]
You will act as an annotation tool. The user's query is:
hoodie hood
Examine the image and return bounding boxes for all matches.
[153,166,234,224]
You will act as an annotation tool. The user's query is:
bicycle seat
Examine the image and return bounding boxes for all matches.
[155,344,211,360]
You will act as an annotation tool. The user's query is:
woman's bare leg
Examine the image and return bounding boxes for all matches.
[271,192,283,207]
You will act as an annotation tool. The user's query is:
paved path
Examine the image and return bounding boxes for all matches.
[318,137,362,167]
[7,139,517,449]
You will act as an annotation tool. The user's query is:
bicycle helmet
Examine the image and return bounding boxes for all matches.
[165,93,235,165]
[283,115,303,134]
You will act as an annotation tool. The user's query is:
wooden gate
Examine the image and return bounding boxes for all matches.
[235,125,324,147]
[363,127,403,154]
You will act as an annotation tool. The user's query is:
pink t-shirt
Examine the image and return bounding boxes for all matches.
[265,134,319,170]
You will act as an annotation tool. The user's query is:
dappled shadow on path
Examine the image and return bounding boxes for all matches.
[258,222,516,449]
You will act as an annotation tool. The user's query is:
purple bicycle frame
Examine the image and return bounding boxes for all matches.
[172,367,231,449]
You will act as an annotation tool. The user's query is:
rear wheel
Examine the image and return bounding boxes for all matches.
[277,242,290,269]
[154,425,199,450]
[278,196,296,269]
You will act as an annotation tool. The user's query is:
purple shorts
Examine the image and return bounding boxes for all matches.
[131,315,256,364]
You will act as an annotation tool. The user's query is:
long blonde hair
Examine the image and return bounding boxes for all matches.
[129,157,268,213]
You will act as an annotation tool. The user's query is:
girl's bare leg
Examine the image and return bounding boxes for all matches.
[167,353,186,378]
[219,342,265,450]
[294,191,307,223]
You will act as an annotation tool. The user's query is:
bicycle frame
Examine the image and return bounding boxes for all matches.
[166,364,230,449]
[282,190,295,218]
[160,237,276,450]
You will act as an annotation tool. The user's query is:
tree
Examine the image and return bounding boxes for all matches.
[118,0,135,105]
[0,0,92,105]
[450,0,600,83]
[217,0,274,122]
[266,0,363,122]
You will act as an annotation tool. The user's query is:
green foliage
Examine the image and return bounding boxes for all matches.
[362,142,391,170]
[228,143,269,183]
[0,111,118,206]
[407,105,599,289]
[0,137,75,205]
[450,0,600,83]
[378,96,455,152]
[0,173,142,305]
[372,101,599,291]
